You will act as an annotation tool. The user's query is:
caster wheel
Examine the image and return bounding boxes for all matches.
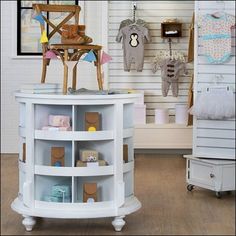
[216,192,222,198]
[187,184,194,191]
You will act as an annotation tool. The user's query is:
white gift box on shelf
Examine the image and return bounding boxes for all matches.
[155,108,169,124]
[134,104,146,124]
[175,104,188,124]
[134,90,145,104]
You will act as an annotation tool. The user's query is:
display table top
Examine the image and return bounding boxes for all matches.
[15,91,141,105]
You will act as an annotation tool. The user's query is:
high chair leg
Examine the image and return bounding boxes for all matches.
[41,59,47,83]
[72,66,77,90]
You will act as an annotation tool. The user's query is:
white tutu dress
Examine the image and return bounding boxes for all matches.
[189,88,235,120]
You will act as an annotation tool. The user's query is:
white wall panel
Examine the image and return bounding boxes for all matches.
[193,1,236,160]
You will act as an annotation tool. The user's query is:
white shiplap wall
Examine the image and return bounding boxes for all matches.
[193,1,236,159]
[108,1,195,123]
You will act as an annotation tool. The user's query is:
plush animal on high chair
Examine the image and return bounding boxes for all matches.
[33,4,103,94]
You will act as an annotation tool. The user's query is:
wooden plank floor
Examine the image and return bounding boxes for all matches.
[1,154,235,235]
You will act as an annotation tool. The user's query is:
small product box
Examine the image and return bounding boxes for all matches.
[22,143,26,163]
[123,144,128,163]
[51,147,65,167]
[85,112,100,131]
[83,183,97,203]
[76,160,108,167]
[42,126,72,131]
[49,115,70,127]
[80,149,98,162]
[155,108,169,124]
[134,104,146,125]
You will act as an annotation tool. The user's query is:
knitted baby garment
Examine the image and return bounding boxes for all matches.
[152,58,187,97]
[198,13,235,64]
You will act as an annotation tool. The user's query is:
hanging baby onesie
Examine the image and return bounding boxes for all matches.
[116,24,151,72]
[198,13,235,64]
[152,58,187,97]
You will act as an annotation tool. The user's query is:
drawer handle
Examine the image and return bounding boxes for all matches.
[210,173,215,178]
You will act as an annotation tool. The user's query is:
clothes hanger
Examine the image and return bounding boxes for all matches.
[206,74,232,92]
[130,1,139,26]
[211,0,226,18]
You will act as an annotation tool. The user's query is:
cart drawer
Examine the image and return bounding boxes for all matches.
[189,160,215,187]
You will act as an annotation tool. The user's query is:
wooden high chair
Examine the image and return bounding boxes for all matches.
[33,4,103,94]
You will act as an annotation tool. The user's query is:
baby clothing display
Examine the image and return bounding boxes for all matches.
[198,13,235,64]
[152,58,187,97]
[117,18,148,32]
[116,23,151,72]
[189,88,235,120]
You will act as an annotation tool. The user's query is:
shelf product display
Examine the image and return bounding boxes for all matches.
[12,92,141,232]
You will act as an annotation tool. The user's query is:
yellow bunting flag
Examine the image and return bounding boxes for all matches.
[40,31,48,43]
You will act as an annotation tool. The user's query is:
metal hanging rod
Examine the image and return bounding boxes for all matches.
[132,1,137,22]
[168,38,172,57]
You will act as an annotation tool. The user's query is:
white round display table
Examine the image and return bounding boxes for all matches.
[12,92,141,232]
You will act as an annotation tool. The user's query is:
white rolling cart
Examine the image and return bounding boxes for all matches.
[12,92,141,232]
[184,155,235,198]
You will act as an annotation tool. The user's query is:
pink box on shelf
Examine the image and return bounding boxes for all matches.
[42,126,72,131]
[48,115,70,127]
[134,104,146,124]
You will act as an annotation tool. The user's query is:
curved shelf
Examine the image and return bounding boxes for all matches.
[11,196,141,219]
[123,128,134,138]
[35,165,114,177]
[19,126,26,137]
[34,130,114,141]
[123,161,134,173]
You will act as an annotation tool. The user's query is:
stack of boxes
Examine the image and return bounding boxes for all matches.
[76,150,108,167]
[42,115,72,131]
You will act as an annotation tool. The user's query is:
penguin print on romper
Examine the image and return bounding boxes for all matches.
[116,24,151,72]
[130,33,139,47]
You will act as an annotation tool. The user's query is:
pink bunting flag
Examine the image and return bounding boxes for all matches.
[45,50,58,59]
[101,51,112,65]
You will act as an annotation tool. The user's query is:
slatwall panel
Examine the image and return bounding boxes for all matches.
[194,1,236,160]
[108,1,194,123]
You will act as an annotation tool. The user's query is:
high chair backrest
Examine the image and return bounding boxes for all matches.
[32,4,81,42]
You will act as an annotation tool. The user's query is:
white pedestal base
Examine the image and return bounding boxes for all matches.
[22,215,36,231]
[11,196,141,231]
[112,216,126,232]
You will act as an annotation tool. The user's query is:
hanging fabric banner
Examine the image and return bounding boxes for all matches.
[45,50,58,59]
[83,50,96,62]
[33,14,45,25]
[40,30,49,43]
[101,51,112,65]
